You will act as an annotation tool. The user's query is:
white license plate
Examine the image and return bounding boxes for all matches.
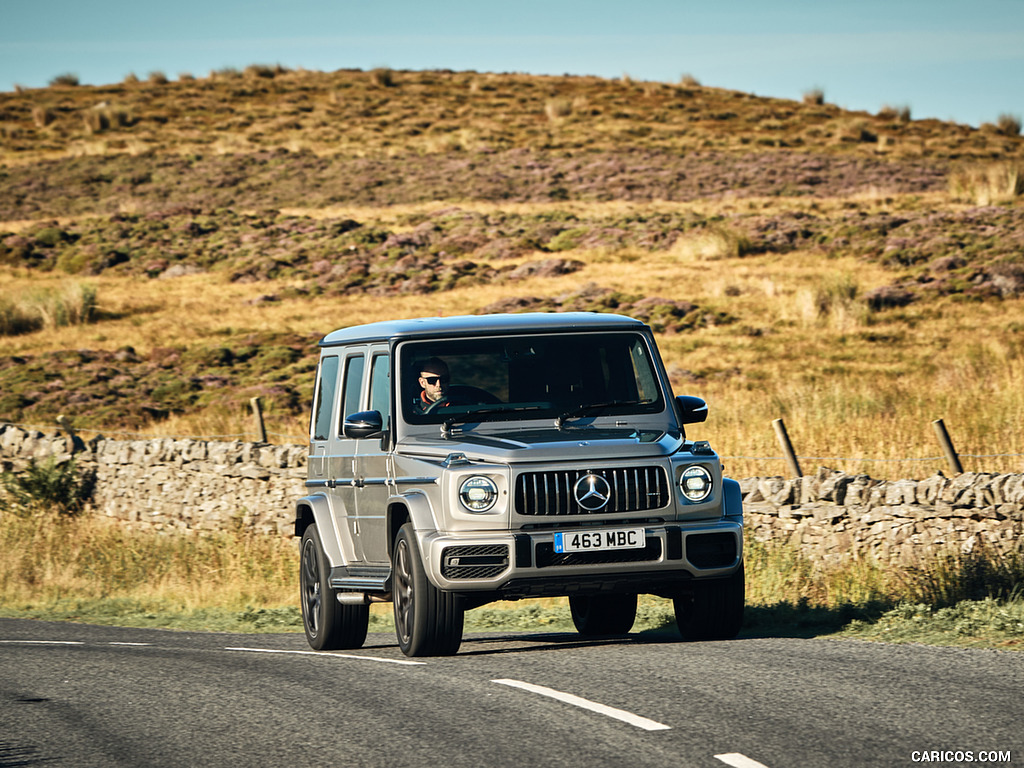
[553,527,646,554]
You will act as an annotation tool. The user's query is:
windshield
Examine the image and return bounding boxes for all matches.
[401,331,664,426]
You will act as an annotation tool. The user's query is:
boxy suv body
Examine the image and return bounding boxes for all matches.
[294,313,744,656]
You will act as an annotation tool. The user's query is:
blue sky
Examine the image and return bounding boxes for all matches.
[2,0,1022,127]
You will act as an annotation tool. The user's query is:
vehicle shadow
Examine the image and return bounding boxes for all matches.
[455,600,894,655]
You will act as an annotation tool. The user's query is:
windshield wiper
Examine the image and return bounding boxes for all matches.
[555,399,646,429]
[441,405,544,436]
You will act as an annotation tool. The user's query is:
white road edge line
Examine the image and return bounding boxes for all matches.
[225,647,426,666]
[715,753,772,768]
[109,642,152,646]
[492,678,671,731]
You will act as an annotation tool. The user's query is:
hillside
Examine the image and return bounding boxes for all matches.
[1,67,1023,478]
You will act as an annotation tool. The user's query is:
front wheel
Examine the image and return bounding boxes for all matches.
[674,563,745,641]
[569,594,637,636]
[392,524,464,657]
[300,524,369,651]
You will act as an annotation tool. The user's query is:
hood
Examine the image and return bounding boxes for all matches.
[397,426,683,464]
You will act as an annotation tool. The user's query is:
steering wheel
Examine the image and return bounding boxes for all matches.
[423,386,501,413]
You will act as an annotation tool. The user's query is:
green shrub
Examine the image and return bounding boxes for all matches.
[1,457,95,518]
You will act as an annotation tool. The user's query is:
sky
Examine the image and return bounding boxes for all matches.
[2,0,1022,128]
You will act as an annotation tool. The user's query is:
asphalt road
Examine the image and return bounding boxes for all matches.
[1,618,1021,768]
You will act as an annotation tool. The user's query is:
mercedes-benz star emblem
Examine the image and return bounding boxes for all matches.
[574,473,611,511]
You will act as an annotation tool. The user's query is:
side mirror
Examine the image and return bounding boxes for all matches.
[343,410,384,439]
[675,395,708,425]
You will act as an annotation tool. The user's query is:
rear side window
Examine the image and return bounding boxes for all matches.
[312,355,339,440]
[340,354,365,433]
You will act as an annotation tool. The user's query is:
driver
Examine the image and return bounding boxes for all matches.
[413,357,451,415]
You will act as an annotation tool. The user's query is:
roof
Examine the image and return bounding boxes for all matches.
[319,312,646,347]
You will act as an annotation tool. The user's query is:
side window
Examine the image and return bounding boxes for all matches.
[369,354,391,426]
[339,354,365,433]
[312,356,339,441]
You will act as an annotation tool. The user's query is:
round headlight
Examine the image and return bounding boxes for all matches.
[679,465,713,503]
[459,476,498,512]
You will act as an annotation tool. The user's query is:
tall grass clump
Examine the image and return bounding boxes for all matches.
[949,161,1024,204]
[49,73,79,87]
[370,67,396,87]
[803,88,825,106]
[995,113,1022,136]
[0,282,97,336]
[35,282,98,329]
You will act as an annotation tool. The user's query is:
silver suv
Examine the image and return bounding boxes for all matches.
[295,313,744,656]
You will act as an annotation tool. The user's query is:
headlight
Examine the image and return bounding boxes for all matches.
[459,476,498,512]
[679,465,713,503]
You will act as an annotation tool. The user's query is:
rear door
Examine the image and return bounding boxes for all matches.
[327,347,366,561]
[353,345,393,565]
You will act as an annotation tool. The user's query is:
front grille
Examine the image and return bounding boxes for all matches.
[441,544,510,580]
[515,466,670,516]
[535,537,662,568]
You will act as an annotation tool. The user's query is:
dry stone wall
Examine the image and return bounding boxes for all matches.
[742,467,1024,563]
[1,425,1022,562]
[0,425,305,536]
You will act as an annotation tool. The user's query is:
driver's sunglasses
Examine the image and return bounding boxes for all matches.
[422,375,449,385]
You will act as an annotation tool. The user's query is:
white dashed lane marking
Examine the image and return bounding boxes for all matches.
[0,640,84,645]
[492,678,671,731]
[715,753,772,768]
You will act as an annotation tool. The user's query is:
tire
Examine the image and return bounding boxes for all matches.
[569,594,638,636]
[392,523,464,657]
[300,524,369,651]
[674,563,745,641]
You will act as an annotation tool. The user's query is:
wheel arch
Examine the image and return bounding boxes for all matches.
[386,492,436,558]
[294,494,345,568]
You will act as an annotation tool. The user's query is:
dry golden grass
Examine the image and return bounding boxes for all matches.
[2,68,1021,166]
[5,192,1024,478]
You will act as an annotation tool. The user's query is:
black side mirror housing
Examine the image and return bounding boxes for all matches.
[675,395,708,425]
[343,410,384,439]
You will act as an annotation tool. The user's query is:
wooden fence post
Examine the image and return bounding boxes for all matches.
[772,417,803,477]
[931,418,963,474]
[250,397,268,443]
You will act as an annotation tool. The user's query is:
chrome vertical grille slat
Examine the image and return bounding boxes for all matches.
[514,466,670,516]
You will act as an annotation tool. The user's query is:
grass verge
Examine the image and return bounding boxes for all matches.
[0,512,1021,649]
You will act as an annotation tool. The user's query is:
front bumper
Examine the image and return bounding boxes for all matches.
[418,520,743,599]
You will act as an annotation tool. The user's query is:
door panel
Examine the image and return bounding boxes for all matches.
[354,348,392,565]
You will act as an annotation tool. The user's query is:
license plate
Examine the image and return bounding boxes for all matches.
[553,527,646,554]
